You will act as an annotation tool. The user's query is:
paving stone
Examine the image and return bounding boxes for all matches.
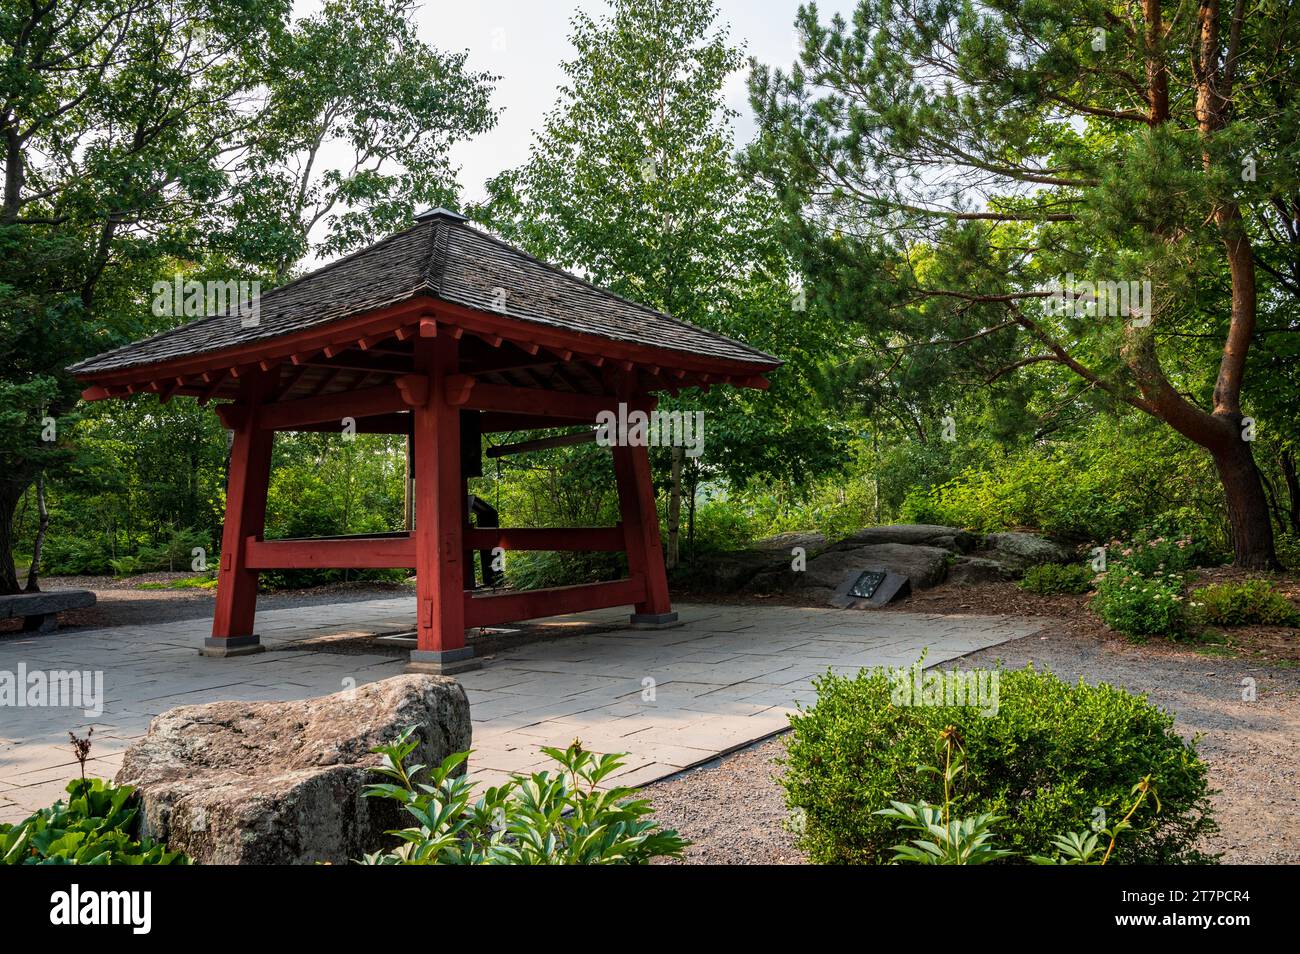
[0,599,1036,812]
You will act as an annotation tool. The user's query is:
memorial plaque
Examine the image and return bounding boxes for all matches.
[848,569,888,600]
[831,566,912,609]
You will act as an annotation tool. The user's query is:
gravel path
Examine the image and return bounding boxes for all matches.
[647,736,802,864]
[645,621,1300,865]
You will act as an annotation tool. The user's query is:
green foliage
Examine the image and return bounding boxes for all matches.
[873,729,1012,865]
[1112,529,1211,576]
[0,0,498,593]
[1091,566,1188,640]
[1276,532,1300,572]
[137,573,219,591]
[476,0,845,489]
[898,423,1222,543]
[41,536,114,576]
[1189,579,1300,628]
[1019,563,1094,595]
[875,800,1011,865]
[360,729,688,865]
[1027,776,1161,865]
[781,665,1217,865]
[746,0,1297,568]
[230,0,497,279]
[106,556,141,578]
[875,730,1158,866]
[0,778,188,865]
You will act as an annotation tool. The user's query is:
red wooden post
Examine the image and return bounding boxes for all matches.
[612,443,677,626]
[407,335,478,673]
[205,372,275,656]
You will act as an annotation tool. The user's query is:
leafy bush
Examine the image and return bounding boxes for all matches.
[1110,530,1209,576]
[781,665,1217,864]
[896,425,1222,543]
[1091,565,1187,639]
[360,731,688,865]
[1019,563,1094,595]
[1276,532,1300,572]
[874,727,1161,865]
[40,535,113,575]
[1189,579,1299,627]
[107,555,141,578]
[501,549,626,590]
[0,778,188,865]
[135,526,211,572]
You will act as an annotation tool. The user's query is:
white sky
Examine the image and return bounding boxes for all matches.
[293,0,857,205]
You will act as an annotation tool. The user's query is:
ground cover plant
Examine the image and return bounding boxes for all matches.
[0,778,187,865]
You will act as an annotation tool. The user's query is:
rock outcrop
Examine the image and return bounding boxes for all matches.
[115,674,471,865]
[696,524,1077,603]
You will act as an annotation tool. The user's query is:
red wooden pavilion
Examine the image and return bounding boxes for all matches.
[70,209,780,672]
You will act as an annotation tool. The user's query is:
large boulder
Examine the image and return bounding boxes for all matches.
[750,530,829,552]
[748,543,953,599]
[686,531,828,591]
[837,524,981,553]
[978,531,1075,569]
[946,556,1016,586]
[115,674,470,865]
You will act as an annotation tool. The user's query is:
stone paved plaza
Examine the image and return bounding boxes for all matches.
[0,598,1039,822]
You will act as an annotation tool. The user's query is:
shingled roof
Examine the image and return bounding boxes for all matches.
[69,209,780,377]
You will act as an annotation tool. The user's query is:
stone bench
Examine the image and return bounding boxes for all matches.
[0,589,96,633]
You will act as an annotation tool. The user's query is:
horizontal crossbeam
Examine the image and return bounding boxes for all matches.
[463,577,646,628]
[244,534,416,569]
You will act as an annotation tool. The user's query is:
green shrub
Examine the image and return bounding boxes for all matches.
[40,536,113,575]
[896,425,1223,543]
[1091,565,1187,639]
[781,665,1217,864]
[1189,579,1299,627]
[107,555,141,578]
[1019,563,1094,595]
[0,778,188,865]
[1276,532,1300,572]
[1112,530,1209,575]
[501,549,626,590]
[874,729,1161,865]
[135,526,212,572]
[360,731,688,864]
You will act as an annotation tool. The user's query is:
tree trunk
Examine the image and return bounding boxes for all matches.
[1281,449,1300,534]
[24,473,49,592]
[686,464,697,567]
[1212,438,1279,569]
[665,446,683,569]
[0,486,23,595]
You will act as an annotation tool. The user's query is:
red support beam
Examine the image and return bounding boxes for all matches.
[410,334,471,668]
[207,371,275,655]
[453,379,649,421]
[245,535,416,569]
[612,443,674,620]
[257,381,408,430]
[464,578,646,629]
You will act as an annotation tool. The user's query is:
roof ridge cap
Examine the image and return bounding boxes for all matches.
[419,218,451,295]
